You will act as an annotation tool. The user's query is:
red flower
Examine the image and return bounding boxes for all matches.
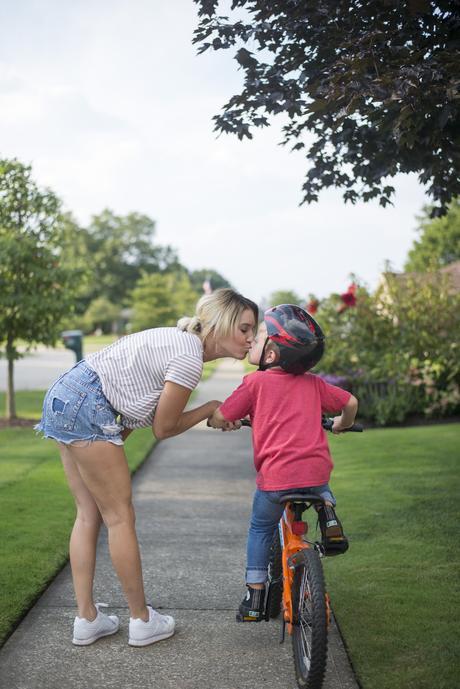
[340,291,357,307]
[337,283,357,312]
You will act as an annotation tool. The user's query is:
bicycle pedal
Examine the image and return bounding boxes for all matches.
[236,612,262,623]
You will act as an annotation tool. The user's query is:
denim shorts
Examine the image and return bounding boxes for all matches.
[35,360,124,446]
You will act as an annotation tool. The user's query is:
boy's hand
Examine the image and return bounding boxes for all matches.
[331,416,352,434]
[332,394,358,434]
[207,407,242,431]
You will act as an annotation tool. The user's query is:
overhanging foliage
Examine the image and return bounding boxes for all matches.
[194,0,460,215]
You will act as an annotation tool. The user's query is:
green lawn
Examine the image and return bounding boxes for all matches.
[323,423,460,689]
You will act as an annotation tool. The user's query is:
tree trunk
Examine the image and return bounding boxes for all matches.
[6,335,16,420]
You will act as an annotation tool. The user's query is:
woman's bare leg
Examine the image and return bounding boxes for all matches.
[60,444,102,620]
[64,441,148,621]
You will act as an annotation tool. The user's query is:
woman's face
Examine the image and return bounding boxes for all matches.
[214,308,256,360]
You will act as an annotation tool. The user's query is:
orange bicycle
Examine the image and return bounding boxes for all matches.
[238,416,362,689]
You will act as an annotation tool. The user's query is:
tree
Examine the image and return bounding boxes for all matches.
[194,0,459,215]
[130,272,200,333]
[189,268,233,293]
[0,159,83,420]
[81,209,182,308]
[269,289,301,306]
[405,197,460,271]
[57,212,95,314]
[83,297,121,334]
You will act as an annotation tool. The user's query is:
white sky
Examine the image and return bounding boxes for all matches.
[0,0,428,304]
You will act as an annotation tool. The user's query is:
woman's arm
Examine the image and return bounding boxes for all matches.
[152,381,221,440]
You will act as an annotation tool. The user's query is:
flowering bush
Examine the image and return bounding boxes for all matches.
[314,274,460,425]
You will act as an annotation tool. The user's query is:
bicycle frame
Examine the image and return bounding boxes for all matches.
[278,499,331,636]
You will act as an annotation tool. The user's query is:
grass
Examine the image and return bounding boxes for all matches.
[322,423,460,689]
[14,334,116,351]
[0,390,46,420]
[0,360,218,646]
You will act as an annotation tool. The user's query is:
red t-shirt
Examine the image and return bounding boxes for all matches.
[219,369,351,490]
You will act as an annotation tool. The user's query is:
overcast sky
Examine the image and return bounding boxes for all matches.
[0,0,428,305]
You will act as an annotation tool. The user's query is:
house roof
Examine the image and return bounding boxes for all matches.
[439,260,460,291]
[381,260,460,294]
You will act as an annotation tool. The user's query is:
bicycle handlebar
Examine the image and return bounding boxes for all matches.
[239,417,363,432]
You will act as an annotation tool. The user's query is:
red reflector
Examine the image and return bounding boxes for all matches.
[292,521,308,535]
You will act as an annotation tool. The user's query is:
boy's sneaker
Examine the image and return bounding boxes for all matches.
[72,603,119,646]
[317,505,349,556]
[128,605,175,647]
[236,586,265,622]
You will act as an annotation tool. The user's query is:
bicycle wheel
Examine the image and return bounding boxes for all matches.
[291,548,328,689]
[266,528,282,618]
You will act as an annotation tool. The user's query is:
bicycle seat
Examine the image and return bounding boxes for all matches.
[278,493,325,506]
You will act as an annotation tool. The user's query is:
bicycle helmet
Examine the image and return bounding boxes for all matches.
[260,304,325,375]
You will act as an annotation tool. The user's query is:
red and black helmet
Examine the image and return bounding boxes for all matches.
[261,304,325,374]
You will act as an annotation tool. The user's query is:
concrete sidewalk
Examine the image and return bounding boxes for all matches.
[0,360,358,689]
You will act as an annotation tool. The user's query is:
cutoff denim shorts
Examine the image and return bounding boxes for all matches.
[35,360,124,446]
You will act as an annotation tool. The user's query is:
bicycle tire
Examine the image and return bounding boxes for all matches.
[266,528,282,618]
[291,548,328,689]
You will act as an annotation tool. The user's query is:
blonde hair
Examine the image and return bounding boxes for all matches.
[177,288,258,342]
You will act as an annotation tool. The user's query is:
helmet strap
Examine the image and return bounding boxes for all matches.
[258,337,278,371]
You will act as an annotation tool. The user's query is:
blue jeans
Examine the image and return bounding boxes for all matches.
[246,485,336,584]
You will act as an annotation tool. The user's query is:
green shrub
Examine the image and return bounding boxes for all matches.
[315,271,460,425]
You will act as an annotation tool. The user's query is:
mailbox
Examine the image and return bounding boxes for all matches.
[61,330,83,362]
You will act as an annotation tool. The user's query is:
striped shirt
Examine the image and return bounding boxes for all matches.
[85,328,203,429]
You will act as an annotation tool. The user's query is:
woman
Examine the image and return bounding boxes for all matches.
[35,288,258,647]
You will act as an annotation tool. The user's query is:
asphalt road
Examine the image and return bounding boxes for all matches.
[0,348,76,391]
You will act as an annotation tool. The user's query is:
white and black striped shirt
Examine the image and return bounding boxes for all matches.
[85,328,203,429]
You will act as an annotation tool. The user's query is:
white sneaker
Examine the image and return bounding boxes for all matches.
[72,603,120,646]
[128,605,175,647]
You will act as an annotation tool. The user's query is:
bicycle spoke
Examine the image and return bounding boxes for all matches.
[298,571,313,670]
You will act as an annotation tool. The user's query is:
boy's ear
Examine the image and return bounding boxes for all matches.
[265,348,278,364]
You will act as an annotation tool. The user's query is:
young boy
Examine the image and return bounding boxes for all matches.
[208,304,358,621]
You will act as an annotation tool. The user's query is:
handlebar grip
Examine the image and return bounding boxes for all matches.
[322,417,363,432]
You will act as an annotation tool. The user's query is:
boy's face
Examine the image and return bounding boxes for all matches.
[248,323,269,366]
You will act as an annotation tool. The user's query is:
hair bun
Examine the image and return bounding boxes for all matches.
[177,316,201,333]
[190,316,202,333]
